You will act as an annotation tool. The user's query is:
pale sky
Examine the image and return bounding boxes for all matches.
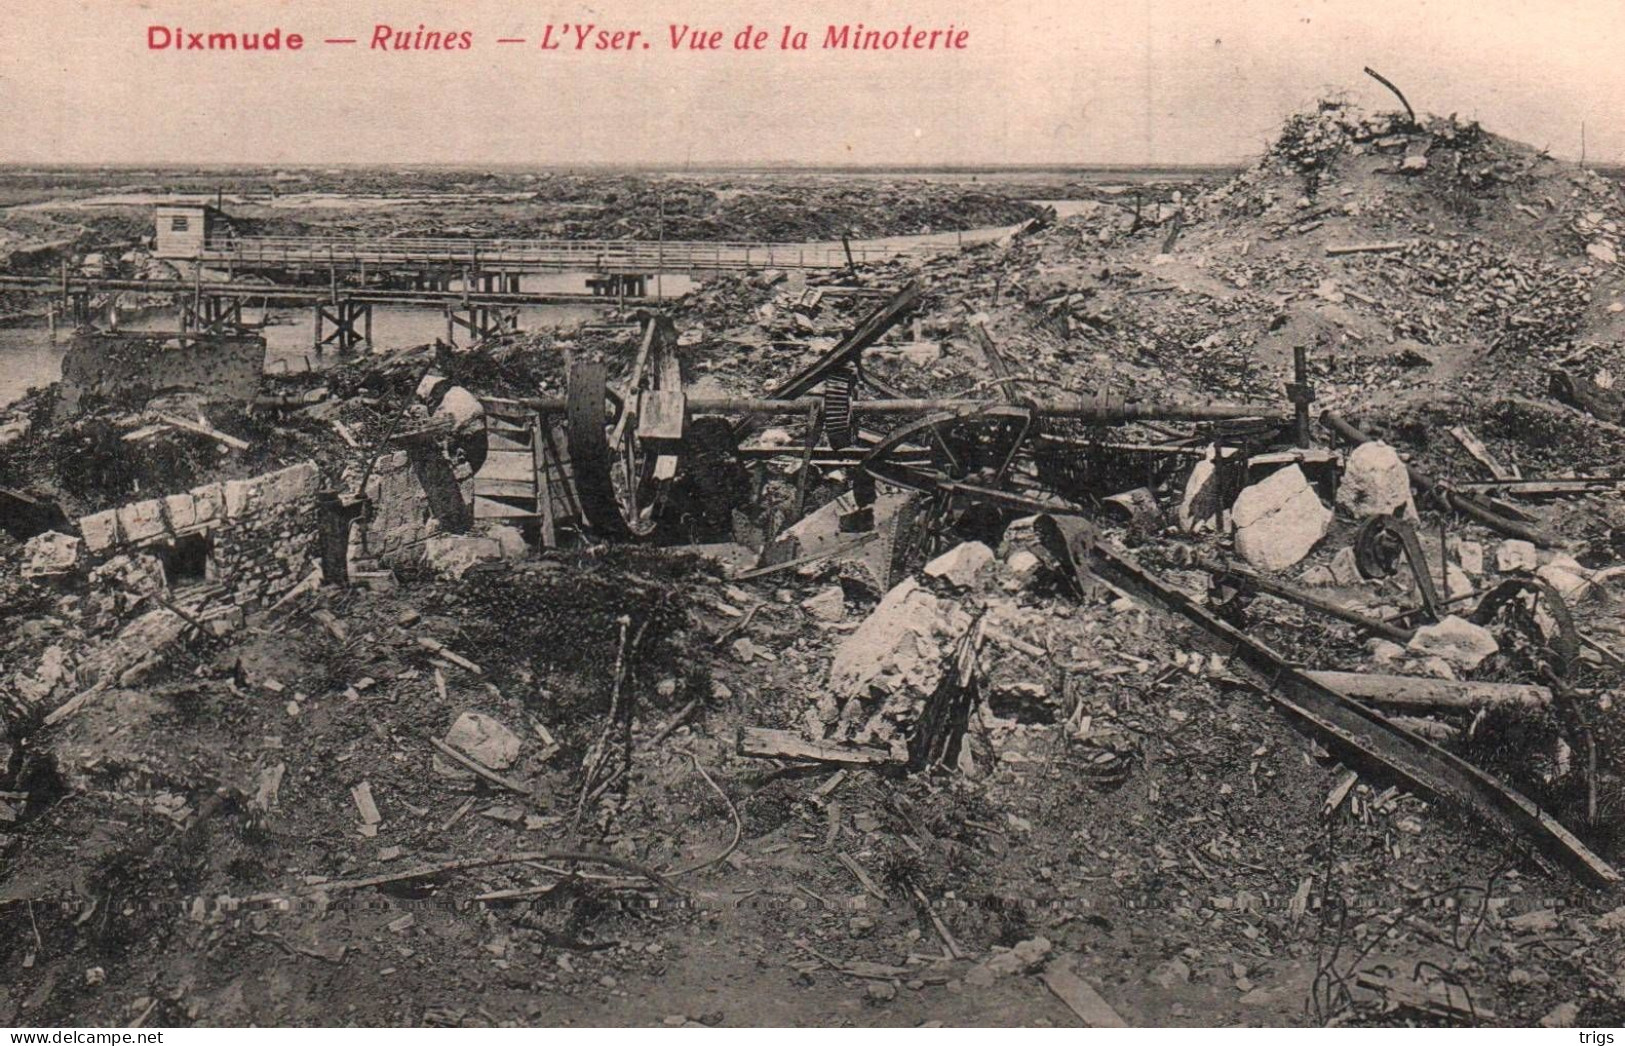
[0,0,1621,167]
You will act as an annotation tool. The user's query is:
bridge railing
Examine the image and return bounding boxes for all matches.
[199,235,920,271]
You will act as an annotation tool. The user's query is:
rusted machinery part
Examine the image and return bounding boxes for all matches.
[858,409,962,494]
[566,360,632,539]
[1037,513,1618,887]
[857,404,1037,497]
[566,317,687,539]
[767,281,923,401]
[1471,577,1582,678]
[823,364,857,450]
[1353,514,1445,621]
[1032,431,1206,506]
[1353,516,1402,579]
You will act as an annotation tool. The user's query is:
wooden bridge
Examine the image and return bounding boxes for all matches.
[199,235,918,276]
[0,274,639,307]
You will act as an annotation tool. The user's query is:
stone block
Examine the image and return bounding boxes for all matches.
[164,492,198,531]
[117,498,167,543]
[79,509,120,552]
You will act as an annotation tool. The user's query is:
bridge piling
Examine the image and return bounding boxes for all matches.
[445,303,520,347]
[313,299,372,353]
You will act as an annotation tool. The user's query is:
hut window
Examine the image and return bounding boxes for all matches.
[155,533,211,586]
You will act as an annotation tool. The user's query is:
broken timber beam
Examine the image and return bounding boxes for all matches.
[1303,671,1552,711]
[1199,557,1415,644]
[1456,478,1624,498]
[1041,961,1129,1028]
[1325,241,1409,256]
[1447,425,1517,481]
[768,282,924,400]
[155,413,250,450]
[736,726,903,767]
[1035,513,1619,887]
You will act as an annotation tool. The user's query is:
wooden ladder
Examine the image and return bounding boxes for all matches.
[472,398,582,547]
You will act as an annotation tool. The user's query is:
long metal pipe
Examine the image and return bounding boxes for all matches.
[514,392,1287,423]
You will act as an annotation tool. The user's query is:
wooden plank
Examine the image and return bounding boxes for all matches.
[1325,241,1409,256]
[1306,671,1551,710]
[485,430,533,453]
[532,413,557,549]
[471,478,537,500]
[155,413,250,450]
[636,389,687,441]
[472,495,540,520]
[1457,478,1622,497]
[1323,770,1359,817]
[478,449,537,482]
[736,726,902,766]
[352,786,380,831]
[1448,425,1517,480]
[416,636,483,675]
[121,423,172,442]
[1041,961,1129,1028]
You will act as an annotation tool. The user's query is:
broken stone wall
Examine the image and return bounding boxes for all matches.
[57,332,267,418]
[349,449,442,571]
[76,461,322,609]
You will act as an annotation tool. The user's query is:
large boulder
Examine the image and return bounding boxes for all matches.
[1537,556,1594,602]
[422,535,503,579]
[1231,465,1331,571]
[444,712,522,770]
[1495,539,1538,573]
[435,386,486,432]
[1408,615,1499,670]
[923,541,994,590]
[1336,442,1415,519]
[22,530,82,578]
[829,578,972,704]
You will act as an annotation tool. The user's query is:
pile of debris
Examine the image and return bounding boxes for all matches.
[6,94,1625,1029]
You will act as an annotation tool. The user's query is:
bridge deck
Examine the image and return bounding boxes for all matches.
[199,235,918,274]
[0,275,641,307]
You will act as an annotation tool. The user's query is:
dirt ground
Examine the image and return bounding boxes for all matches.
[5,102,1625,1028]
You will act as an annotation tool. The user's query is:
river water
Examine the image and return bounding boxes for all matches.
[0,300,609,407]
[0,220,1026,408]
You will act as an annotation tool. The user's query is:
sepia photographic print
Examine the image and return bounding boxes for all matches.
[2,0,1625,1034]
